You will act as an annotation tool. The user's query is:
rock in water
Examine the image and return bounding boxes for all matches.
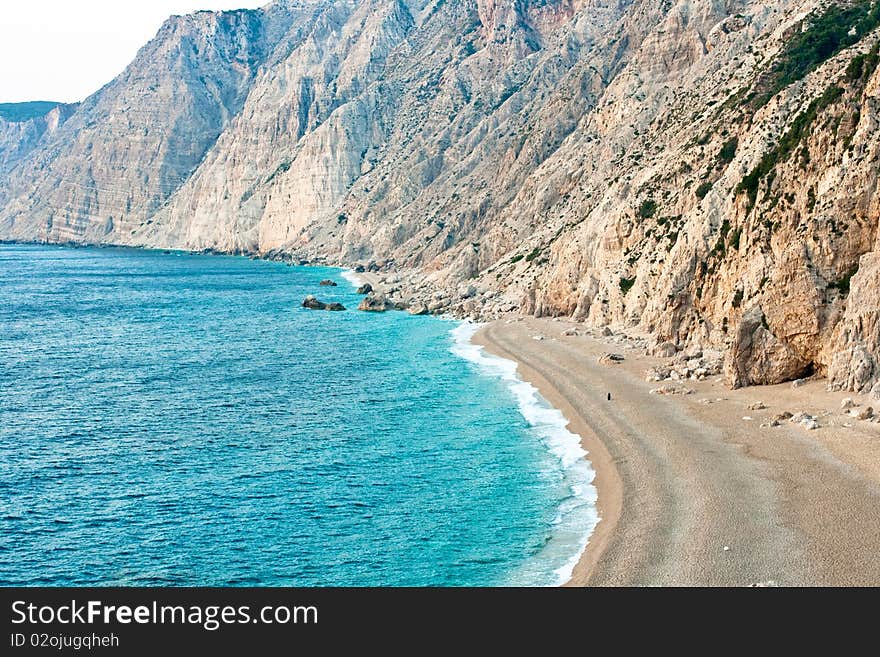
[302,296,326,310]
[358,293,390,312]
[319,279,338,287]
[302,296,344,311]
[356,283,373,295]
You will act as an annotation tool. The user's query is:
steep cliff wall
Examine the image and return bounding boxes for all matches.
[0,103,78,174]
[2,0,880,395]
[0,4,299,242]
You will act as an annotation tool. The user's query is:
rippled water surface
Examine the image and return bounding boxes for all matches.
[0,244,595,586]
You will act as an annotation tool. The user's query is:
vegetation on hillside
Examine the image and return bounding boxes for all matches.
[846,39,880,82]
[619,276,636,295]
[638,199,658,219]
[737,85,845,208]
[754,0,880,108]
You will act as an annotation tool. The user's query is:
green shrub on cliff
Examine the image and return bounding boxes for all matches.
[828,264,860,295]
[737,85,844,208]
[718,138,738,165]
[756,1,880,108]
[638,199,658,219]
[846,40,880,83]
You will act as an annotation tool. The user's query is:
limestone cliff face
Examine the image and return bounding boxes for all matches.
[0,4,298,241]
[0,103,78,174]
[2,0,880,395]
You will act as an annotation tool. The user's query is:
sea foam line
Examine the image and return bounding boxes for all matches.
[340,269,365,289]
[449,321,600,586]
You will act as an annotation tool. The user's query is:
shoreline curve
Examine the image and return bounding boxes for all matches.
[473,322,622,586]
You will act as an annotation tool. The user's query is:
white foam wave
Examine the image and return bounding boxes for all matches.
[340,269,364,290]
[449,321,600,586]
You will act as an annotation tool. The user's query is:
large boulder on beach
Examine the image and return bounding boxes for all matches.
[724,306,813,389]
[653,341,678,358]
[458,284,477,299]
[356,283,373,295]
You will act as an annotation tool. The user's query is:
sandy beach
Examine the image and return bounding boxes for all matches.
[475,317,880,586]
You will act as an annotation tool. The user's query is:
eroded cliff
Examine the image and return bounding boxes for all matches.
[2,0,880,395]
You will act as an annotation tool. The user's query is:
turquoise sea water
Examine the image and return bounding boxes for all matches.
[0,244,596,586]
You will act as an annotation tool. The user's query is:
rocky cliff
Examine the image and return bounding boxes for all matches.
[2,0,880,395]
[0,102,78,174]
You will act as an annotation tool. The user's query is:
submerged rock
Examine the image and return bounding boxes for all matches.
[319,279,338,287]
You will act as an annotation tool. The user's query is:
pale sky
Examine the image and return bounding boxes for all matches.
[0,1,267,103]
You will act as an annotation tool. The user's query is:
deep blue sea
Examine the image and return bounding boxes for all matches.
[0,244,596,586]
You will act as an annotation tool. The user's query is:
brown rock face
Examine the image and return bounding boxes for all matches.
[3,0,880,393]
[724,306,813,388]
[828,253,880,395]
